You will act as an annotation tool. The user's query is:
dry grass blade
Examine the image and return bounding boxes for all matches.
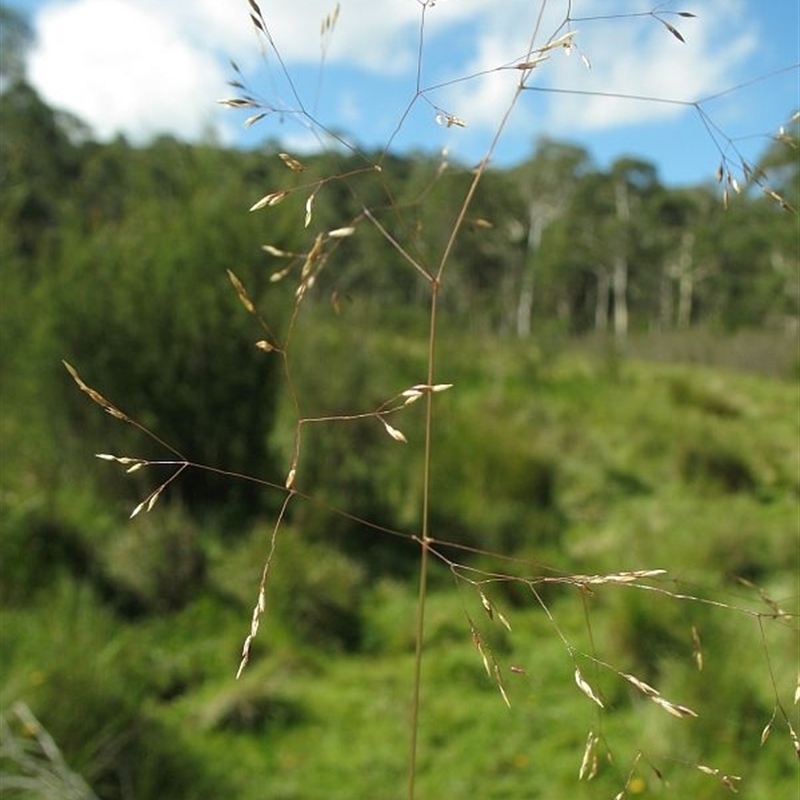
[63,361,129,421]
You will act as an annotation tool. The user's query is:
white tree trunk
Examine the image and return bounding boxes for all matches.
[613,178,630,338]
[595,270,610,331]
[515,208,545,338]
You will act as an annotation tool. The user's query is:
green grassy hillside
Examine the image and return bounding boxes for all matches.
[2,336,797,799]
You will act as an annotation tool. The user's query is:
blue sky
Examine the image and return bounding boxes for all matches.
[9,0,800,186]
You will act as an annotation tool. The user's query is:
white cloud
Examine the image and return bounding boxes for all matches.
[542,0,758,132]
[27,0,250,143]
[424,0,758,140]
[22,0,765,151]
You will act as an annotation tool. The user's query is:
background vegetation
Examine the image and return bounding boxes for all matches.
[1,3,798,799]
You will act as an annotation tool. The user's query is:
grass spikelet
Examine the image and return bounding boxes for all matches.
[327,226,355,238]
[63,361,129,421]
[471,626,492,678]
[305,192,316,228]
[789,721,800,759]
[650,695,697,719]
[479,590,493,620]
[130,487,163,518]
[620,672,659,697]
[578,731,599,780]
[692,625,703,671]
[227,269,256,314]
[661,20,686,43]
[244,112,267,128]
[541,30,578,52]
[696,764,742,792]
[278,152,306,172]
[262,244,290,256]
[216,97,259,108]
[381,419,407,443]
[493,663,510,708]
[514,54,550,70]
[760,715,773,746]
[435,113,466,129]
[574,667,604,708]
[249,191,289,212]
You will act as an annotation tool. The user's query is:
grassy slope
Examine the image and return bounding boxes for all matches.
[1,343,798,799]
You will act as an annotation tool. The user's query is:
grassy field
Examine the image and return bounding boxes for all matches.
[1,335,798,799]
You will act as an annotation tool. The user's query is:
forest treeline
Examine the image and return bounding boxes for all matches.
[3,75,799,335]
[1,75,797,513]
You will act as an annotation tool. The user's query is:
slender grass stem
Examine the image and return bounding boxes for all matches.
[407,282,440,800]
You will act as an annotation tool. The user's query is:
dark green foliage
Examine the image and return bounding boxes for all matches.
[2,97,293,523]
[34,668,225,800]
[194,678,306,734]
[103,505,208,615]
[679,440,758,494]
[268,534,366,651]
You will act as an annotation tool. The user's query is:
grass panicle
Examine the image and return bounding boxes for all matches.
[56,2,800,798]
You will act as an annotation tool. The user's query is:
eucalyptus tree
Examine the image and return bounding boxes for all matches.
[506,138,591,337]
[604,157,660,337]
[649,186,720,330]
